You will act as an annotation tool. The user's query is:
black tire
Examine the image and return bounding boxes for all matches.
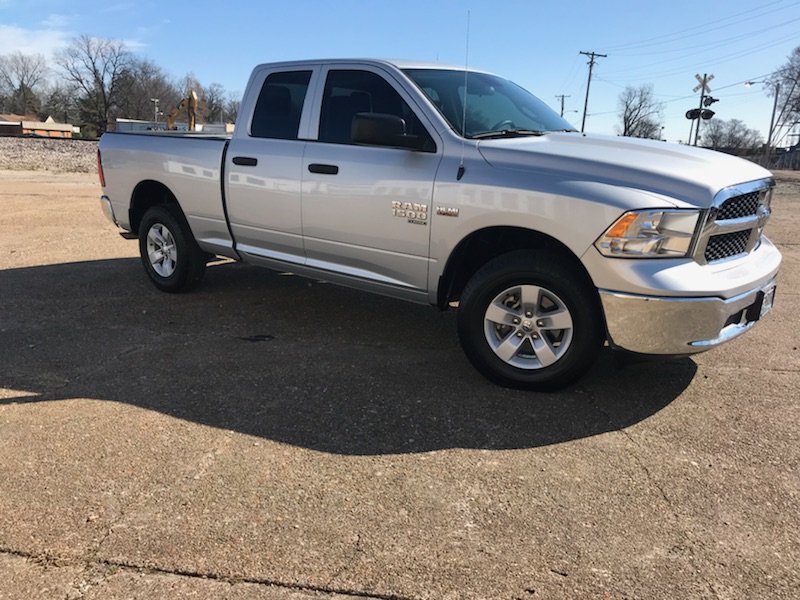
[138,204,206,293]
[457,250,604,391]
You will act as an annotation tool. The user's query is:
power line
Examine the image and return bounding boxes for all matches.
[609,17,800,58]
[552,5,795,138]
[597,31,798,83]
[556,53,582,96]
[600,73,777,109]
[601,0,797,52]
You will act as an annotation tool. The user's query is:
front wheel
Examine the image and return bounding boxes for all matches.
[138,204,206,292]
[457,250,604,391]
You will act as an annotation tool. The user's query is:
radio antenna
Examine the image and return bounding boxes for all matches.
[457,10,470,181]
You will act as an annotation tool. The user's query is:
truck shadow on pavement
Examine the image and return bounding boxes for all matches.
[0,258,697,455]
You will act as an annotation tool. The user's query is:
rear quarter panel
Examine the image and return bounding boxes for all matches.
[99,132,232,251]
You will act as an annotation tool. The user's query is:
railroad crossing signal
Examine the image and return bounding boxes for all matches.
[693,73,714,94]
[686,108,715,120]
[689,73,715,146]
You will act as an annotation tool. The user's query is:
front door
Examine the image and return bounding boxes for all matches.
[301,67,442,293]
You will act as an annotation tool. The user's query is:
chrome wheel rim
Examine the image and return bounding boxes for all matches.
[483,284,574,370]
[146,223,177,278]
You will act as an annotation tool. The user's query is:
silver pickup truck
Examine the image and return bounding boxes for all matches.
[98,59,781,390]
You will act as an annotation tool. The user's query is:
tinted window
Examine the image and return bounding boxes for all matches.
[318,69,434,149]
[251,71,311,140]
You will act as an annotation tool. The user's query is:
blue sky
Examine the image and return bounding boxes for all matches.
[1,0,798,144]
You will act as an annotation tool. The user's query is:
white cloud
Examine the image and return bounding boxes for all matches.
[41,13,72,29]
[124,38,148,50]
[99,2,136,15]
[0,25,71,58]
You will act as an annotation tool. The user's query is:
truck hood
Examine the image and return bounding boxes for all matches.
[477,133,772,208]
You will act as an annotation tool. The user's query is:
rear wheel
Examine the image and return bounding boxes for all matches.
[138,205,206,292]
[457,250,604,391]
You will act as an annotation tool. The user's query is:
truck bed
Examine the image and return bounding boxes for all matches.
[100,131,234,254]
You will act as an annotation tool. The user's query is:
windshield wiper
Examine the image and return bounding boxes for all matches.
[470,129,546,140]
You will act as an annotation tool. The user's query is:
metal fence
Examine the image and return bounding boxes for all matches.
[744,147,800,170]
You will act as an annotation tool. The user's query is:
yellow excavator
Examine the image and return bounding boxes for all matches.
[166,90,198,130]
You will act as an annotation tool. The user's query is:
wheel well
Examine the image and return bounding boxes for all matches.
[129,180,180,235]
[437,227,593,309]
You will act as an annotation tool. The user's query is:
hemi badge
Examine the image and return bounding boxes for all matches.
[436,207,460,217]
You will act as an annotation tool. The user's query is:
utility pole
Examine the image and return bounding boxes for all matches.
[555,94,570,117]
[745,79,782,161]
[580,51,606,133]
[767,82,780,150]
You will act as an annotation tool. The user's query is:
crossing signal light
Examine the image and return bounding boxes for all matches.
[685,108,716,120]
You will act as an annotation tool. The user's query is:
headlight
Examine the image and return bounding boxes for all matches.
[595,209,700,258]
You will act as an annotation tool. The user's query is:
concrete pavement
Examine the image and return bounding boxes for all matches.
[0,170,797,599]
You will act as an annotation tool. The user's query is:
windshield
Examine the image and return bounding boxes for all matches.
[403,68,576,139]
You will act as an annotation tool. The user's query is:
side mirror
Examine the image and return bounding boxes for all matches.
[352,113,426,150]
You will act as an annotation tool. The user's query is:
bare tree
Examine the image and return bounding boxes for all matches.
[39,81,77,123]
[617,84,664,139]
[0,51,49,116]
[224,91,241,125]
[205,83,225,123]
[773,46,800,146]
[54,35,132,136]
[3,34,243,134]
[114,58,180,122]
[701,118,763,153]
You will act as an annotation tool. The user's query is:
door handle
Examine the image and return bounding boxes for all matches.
[232,156,258,166]
[308,163,339,175]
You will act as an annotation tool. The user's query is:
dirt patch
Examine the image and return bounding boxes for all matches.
[775,170,800,180]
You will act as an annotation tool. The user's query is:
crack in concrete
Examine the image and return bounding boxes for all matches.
[60,512,129,599]
[4,431,407,600]
[617,429,722,600]
[60,431,242,598]
[0,547,419,600]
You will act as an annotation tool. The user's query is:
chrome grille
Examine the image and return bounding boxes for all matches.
[717,192,760,220]
[692,179,773,265]
[705,231,750,262]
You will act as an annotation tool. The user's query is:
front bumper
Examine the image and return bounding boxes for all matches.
[600,277,777,356]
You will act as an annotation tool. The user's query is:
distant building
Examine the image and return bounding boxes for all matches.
[0,114,80,138]
[197,123,235,134]
[113,118,162,132]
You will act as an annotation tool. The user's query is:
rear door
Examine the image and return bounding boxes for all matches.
[301,65,443,294]
[224,65,319,264]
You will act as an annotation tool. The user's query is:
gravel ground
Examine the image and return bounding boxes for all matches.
[0,136,98,173]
